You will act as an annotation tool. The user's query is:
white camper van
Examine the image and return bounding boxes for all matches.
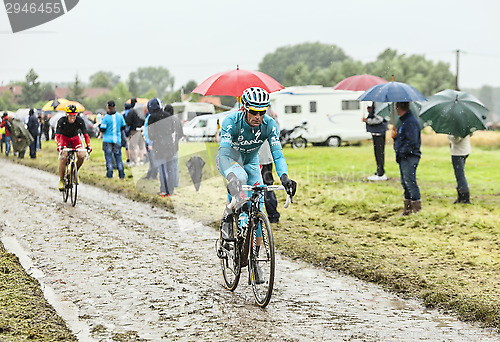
[183,110,235,142]
[171,102,216,124]
[270,86,372,147]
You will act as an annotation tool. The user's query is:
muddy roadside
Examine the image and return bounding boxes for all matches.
[1,159,500,341]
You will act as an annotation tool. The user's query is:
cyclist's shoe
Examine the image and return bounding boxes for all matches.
[254,262,265,285]
[58,179,65,191]
[221,211,234,250]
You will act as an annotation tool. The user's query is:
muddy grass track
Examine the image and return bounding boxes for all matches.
[0,160,498,341]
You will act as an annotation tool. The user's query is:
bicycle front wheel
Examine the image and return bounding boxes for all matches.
[220,216,241,291]
[62,168,70,203]
[249,211,275,307]
[70,161,78,206]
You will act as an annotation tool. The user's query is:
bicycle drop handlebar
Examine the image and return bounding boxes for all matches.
[58,148,90,160]
[228,185,292,210]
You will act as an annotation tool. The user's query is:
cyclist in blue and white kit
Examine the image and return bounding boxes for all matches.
[217,87,297,283]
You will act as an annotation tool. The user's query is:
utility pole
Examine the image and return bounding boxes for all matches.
[455,49,460,91]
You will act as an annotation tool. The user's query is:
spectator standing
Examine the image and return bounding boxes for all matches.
[121,102,131,164]
[125,98,146,165]
[394,102,421,215]
[363,103,388,181]
[164,103,184,189]
[10,116,34,159]
[142,109,158,180]
[26,109,40,158]
[448,134,471,204]
[99,100,126,179]
[146,98,178,196]
[37,114,43,149]
[42,114,51,141]
[1,113,12,156]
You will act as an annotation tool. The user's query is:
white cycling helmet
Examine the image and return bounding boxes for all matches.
[241,87,270,112]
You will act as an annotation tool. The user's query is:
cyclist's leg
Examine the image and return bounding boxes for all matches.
[244,158,265,247]
[71,136,85,170]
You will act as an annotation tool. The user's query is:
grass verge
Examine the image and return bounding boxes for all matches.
[1,131,500,339]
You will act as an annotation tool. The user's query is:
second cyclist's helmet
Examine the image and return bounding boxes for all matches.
[64,104,78,115]
[241,87,270,112]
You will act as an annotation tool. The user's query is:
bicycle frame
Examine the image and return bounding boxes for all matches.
[218,184,292,307]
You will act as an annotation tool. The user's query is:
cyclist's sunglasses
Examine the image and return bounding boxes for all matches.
[247,109,266,117]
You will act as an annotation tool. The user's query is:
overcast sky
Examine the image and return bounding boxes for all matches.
[1,0,499,90]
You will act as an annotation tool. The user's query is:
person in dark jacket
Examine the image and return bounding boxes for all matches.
[145,98,180,196]
[125,98,146,165]
[394,102,421,215]
[26,109,40,158]
[363,103,388,181]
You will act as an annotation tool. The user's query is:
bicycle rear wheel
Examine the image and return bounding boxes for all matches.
[249,211,275,307]
[70,161,78,206]
[220,217,240,291]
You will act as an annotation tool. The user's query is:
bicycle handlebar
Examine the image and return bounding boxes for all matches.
[58,148,90,160]
[228,185,292,209]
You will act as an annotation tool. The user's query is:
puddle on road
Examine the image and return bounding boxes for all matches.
[1,161,499,341]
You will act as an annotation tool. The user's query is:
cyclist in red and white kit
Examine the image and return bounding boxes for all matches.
[55,104,92,191]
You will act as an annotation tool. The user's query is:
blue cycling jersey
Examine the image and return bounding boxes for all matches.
[217,110,288,178]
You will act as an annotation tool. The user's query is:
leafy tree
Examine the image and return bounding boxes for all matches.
[259,42,350,84]
[40,83,55,101]
[128,67,174,98]
[365,49,454,96]
[68,74,86,103]
[18,68,42,106]
[127,77,139,97]
[183,80,198,94]
[83,82,132,113]
[0,91,16,111]
[89,71,120,88]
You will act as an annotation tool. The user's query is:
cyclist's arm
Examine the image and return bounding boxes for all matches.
[267,120,288,177]
[217,116,238,178]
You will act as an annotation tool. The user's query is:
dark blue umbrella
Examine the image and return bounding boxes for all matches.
[358,81,427,102]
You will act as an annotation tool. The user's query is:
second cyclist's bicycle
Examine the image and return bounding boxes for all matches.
[216,184,292,307]
[59,148,88,207]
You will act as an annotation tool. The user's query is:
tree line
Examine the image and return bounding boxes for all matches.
[1,42,497,121]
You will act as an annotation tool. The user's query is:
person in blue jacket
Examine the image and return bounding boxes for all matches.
[100,100,126,179]
[394,102,421,215]
[216,87,297,283]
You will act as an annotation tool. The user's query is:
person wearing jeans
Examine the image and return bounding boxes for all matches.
[102,142,125,179]
[394,102,422,215]
[448,134,471,204]
[100,100,126,179]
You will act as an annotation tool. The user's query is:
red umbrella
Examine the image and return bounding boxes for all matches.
[192,67,284,97]
[333,74,388,91]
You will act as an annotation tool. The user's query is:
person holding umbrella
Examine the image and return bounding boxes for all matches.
[217,87,297,284]
[363,102,388,181]
[448,134,471,204]
[394,102,422,215]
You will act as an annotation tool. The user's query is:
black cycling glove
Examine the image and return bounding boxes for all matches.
[226,173,242,198]
[280,173,297,197]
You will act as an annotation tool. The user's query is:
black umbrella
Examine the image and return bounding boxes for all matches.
[186,155,206,191]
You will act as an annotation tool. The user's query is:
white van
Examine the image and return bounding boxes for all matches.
[183,110,235,142]
[270,86,372,147]
[171,102,216,124]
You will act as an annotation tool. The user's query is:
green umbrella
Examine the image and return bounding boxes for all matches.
[375,102,424,129]
[418,89,488,138]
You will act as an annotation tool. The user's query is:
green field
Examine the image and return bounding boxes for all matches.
[1,134,500,340]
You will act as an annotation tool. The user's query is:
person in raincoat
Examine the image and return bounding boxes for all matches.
[26,108,39,158]
[145,98,179,197]
[448,134,471,204]
[10,116,34,159]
